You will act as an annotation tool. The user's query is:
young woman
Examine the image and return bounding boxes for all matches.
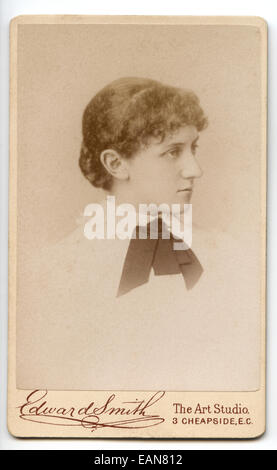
[78,77,208,296]
[20,78,254,392]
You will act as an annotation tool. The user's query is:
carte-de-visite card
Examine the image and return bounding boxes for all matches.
[8,15,267,439]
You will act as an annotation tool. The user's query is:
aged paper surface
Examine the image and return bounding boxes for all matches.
[8,15,266,438]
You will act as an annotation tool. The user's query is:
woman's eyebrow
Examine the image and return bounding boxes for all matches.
[163,135,199,150]
[163,141,186,150]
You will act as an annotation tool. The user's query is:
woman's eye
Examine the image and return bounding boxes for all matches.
[167,148,182,158]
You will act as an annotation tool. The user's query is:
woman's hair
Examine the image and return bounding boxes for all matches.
[79,77,208,190]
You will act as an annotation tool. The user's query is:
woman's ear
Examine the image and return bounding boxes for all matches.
[100,149,129,181]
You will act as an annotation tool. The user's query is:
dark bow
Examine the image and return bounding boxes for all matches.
[117,219,203,297]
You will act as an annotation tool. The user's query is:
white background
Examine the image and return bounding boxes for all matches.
[0,0,276,450]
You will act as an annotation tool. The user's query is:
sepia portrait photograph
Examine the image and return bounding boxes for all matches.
[8,15,267,438]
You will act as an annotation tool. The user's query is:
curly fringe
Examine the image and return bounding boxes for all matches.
[79,77,208,190]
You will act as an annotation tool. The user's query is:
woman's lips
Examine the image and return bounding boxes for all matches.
[177,188,193,193]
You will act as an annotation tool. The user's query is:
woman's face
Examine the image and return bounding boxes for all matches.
[125,125,203,211]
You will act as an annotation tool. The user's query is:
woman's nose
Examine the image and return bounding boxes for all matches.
[180,153,203,179]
